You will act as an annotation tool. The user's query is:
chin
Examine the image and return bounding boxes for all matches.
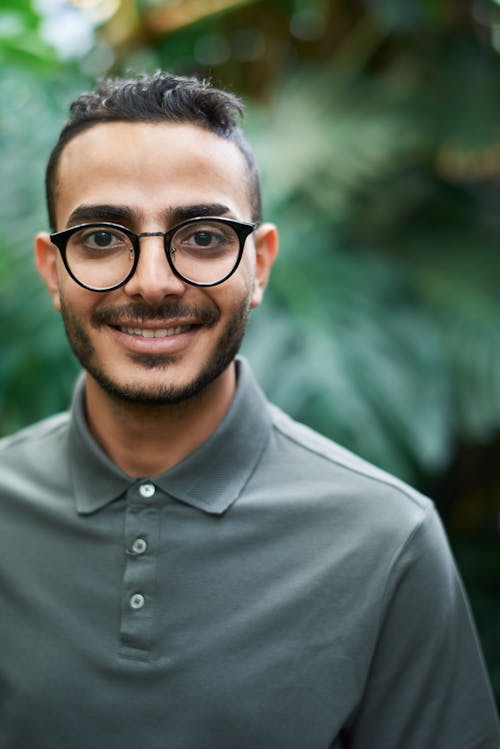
[86,338,241,406]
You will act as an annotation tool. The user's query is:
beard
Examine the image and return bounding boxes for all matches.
[59,296,251,406]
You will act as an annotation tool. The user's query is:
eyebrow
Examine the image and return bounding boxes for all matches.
[171,204,232,222]
[65,203,233,228]
[66,204,134,227]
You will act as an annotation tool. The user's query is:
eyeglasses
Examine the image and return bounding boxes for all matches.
[49,216,258,291]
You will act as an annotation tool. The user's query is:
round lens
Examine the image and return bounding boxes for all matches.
[66,225,135,290]
[170,220,240,284]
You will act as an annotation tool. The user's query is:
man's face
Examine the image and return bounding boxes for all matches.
[36,121,276,405]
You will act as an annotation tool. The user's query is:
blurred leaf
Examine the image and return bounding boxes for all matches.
[0,65,88,432]
[0,0,499,704]
[0,2,59,69]
[243,66,500,484]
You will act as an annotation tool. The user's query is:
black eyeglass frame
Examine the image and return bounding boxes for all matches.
[49,216,258,292]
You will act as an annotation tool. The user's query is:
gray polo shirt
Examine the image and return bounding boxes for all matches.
[0,359,498,748]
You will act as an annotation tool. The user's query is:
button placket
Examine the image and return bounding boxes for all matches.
[119,483,161,660]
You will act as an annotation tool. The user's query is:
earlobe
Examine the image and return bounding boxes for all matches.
[251,223,279,309]
[34,232,62,311]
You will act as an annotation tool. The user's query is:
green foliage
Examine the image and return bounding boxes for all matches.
[0,66,85,431]
[452,529,500,694]
[0,0,58,69]
[0,0,499,698]
[1,1,499,486]
[243,62,500,486]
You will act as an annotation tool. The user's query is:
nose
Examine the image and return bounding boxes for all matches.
[123,235,186,303]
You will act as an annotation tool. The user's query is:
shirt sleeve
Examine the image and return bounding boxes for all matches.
[346,504,500,749]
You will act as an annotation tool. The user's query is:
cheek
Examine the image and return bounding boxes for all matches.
[233,252,256,297]
[55,260,79,310]
[205,249,255,307]
[212,274,255,315]
[57,276,102,322]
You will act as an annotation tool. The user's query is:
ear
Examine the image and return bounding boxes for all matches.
[34,232,62,312]
[251,222,279,309]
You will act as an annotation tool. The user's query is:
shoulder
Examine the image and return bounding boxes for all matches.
[268,403,429,503]
[264,402,432,534]
[0,412,70,462]
[0,412,72,508]
[251,403,455,617]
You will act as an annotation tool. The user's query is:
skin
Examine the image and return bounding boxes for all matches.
[35,121,278,476]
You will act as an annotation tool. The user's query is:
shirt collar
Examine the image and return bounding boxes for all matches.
[69,358,272,516]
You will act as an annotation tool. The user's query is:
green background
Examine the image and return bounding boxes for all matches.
[1,0,499,704]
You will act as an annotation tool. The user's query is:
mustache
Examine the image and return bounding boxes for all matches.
[91,301,220,328]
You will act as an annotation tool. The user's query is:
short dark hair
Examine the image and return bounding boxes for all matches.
[45,71,262,230]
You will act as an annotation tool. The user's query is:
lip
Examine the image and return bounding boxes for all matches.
[118,323,193,338]
[107,321,201,354]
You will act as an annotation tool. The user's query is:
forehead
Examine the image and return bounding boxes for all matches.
[54,121,251,227]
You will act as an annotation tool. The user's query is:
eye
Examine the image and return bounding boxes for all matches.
[172,221,234,254]
[75,227,130,251]
[90,230,115,247]
[191,230,220,247]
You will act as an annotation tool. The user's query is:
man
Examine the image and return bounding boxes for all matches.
[0,72,498,748]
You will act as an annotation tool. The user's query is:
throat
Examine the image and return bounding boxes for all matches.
[83,364,237,476]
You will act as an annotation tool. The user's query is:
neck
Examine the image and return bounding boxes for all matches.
[83,363,237,477]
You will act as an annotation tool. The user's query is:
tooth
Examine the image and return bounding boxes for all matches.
[119,325,191,337]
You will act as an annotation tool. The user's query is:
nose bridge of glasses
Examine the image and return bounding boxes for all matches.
[138,225,188,275]
[134,230,170,258]
[126,229,185,296]
[137,231,166,239]
[133,230,173,273]
[135,230,172,257]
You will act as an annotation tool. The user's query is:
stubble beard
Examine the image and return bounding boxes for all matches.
[59,296,251,406]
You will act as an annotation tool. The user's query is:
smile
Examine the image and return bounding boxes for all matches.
[118,325,192,338]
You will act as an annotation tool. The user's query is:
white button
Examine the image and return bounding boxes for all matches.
[130,593,145,610]
[132,538,147,555]
[139,483,155,498]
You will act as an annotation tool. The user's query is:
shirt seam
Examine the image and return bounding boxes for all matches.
[270,417,430,513]
[381,501,433,599]
[347,503,433,714]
